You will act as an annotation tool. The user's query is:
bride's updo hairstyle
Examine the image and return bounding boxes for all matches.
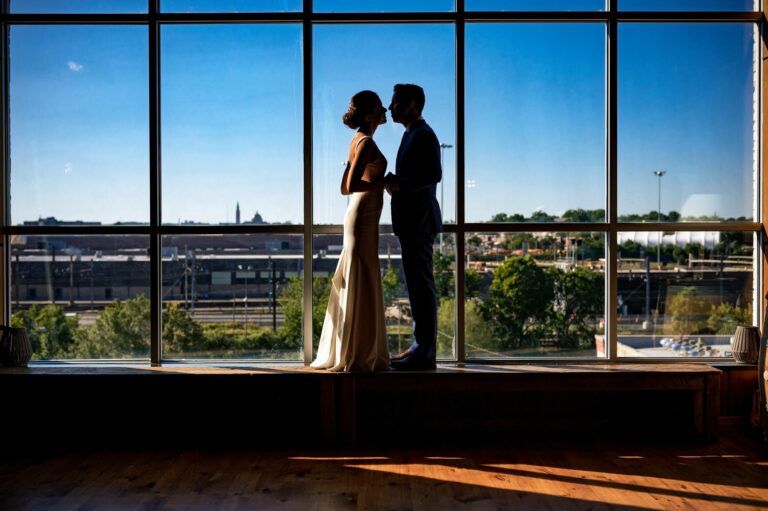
[343,90,380,129]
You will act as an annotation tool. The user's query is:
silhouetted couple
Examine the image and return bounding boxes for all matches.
[311,84,442,372]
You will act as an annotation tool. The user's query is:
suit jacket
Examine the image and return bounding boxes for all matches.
[391,119,443,237]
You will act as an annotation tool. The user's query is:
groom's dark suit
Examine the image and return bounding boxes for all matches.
[391,119,442,359]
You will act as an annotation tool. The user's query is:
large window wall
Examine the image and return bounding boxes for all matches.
[2,1,761,364]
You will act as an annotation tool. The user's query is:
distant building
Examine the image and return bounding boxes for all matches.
[245,211,265,225]
[23,216,101,227]
[618,231,720,250]
[235,202,241,225]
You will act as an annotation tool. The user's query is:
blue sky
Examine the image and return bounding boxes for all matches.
[465,23,605,222]
[314,24,455,225]
[9,1,756,13]
[8,4,758,224]
[161,24,303,225]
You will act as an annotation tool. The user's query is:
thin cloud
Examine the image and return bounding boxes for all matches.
[67,61,84,72]
[64,163,72,174]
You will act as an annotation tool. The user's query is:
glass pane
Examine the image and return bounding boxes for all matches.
[10,26,149,226]
[619,1,755,11]
[161,0,301,12]
[314,0,455,12]
[617,231,754,358]
[466,231,605,358]
[162,24,303,225]
[467,0,604,10]
[466,24,605,223]
[314,24,456,226]
[162,234,304,360]
[619,24,757,222]
[11,0,147,13]
[313,233,454,360]
[10,235,150,360]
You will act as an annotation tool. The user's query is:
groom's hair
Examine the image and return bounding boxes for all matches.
[394,84,425,114]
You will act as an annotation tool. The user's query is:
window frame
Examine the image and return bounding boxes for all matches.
[0,0,762,365]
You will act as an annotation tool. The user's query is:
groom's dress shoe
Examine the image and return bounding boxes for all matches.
[390,352,436,371]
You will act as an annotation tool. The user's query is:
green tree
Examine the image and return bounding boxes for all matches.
[464,298,495,353]
[619,210,681,222]
[562,208,605,223]
[529,210,555,222]
[279,276,331,346]
[667,287,710,335]
[162,302,205,354]
[75,295,150,358]
[479,256,553,349]
[547,267,604,349]
[467,235,482,249]
[12,304,78,359]
[464,268,484,299]
[382,265,401,307]
[618,240,644,259]
[437,297,494,355]
[505,233,535,251]
[434,252,454,299]
[577,235,605,260]
[707,303,751,335]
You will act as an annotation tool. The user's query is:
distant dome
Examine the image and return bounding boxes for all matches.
[250,211,265,225]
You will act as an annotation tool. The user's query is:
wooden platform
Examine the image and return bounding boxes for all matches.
[0,364,722,449]
[1,430,766,510]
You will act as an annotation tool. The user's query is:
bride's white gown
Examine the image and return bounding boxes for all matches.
[311,135,390,372]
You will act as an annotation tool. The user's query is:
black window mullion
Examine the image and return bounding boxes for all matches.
[607,0,618,362]
[455,0,465,363]
[303,0,313,364]
[2,17,9,327]
[149,0,161,365]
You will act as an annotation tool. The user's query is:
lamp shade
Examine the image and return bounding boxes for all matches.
[732,325,760,364]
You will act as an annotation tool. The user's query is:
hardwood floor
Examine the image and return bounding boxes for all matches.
[1,430,766,510]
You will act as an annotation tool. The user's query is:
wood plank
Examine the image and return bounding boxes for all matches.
[1,430,766,510]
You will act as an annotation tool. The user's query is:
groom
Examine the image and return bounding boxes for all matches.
[384,84,442,371]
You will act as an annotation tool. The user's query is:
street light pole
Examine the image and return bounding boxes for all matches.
[653,170,666,267]
[439,143,453,254]
[271,257,277,331]
[238,264,251,340]
[244,270,248,340]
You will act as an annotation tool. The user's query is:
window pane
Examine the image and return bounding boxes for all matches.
[11,0,147,13]
[313,233,454,360]
[161,0,301,12]
[619,1,755,11]
[10,26,149,226]
[314,24,456,225]
[162,234,304,360]
[466,24,605,223]
[466,231,605,358]
[619,24,757,222]
[10,235,150,360]
[616,231,753,358]
[467,0,604,10]
[314,0,454,12]
[162,24,303,225]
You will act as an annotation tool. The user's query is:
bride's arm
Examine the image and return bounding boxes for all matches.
[340,161,352,195]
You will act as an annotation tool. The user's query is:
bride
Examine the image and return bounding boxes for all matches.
[311,90,391,372]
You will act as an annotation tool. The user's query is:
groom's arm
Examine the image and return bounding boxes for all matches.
[395,130,442,193]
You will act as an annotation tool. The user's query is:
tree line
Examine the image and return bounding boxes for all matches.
[13,252,748,360]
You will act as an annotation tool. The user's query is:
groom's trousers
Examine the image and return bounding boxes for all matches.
[399,233,438,357]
